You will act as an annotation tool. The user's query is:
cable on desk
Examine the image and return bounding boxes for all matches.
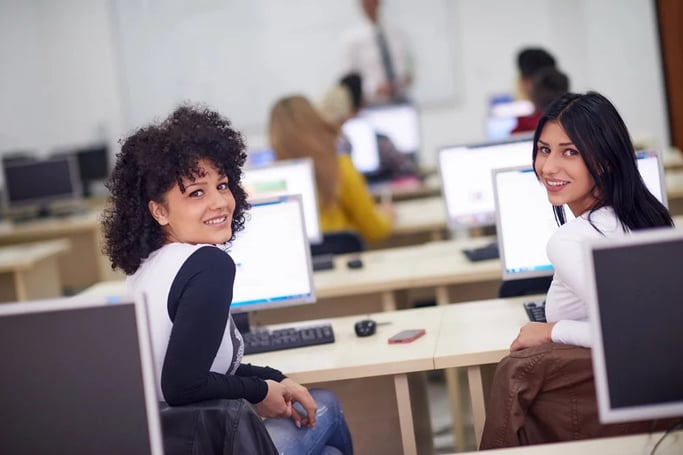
[650,418,683,455]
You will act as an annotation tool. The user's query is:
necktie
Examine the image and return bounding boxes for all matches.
[376,27,397,95]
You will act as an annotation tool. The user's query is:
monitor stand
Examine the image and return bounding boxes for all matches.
[231,311,266,335]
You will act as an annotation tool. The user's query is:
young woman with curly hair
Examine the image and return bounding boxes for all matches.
[102,104,353,455]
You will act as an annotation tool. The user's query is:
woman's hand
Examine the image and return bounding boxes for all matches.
[253,379,293,419]
[510,322,557,351]
[281,378,317,428]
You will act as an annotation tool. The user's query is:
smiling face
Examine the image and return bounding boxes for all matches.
[534,120,599,217]
[148,159,235,245]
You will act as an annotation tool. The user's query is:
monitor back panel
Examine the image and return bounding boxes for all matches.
[586,228,683,423]
[0,297,164,455]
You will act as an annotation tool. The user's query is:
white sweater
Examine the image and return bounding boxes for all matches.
[546,206,628,347]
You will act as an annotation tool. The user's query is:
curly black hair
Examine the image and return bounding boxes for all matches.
[101,104,249,275]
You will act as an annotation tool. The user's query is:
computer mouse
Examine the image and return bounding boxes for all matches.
[346,258,364,269]
[354,319,377,337]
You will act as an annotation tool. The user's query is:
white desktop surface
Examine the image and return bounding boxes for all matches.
[0,238,71,301]
[313,237,500,303]
[458,431,682,455]
[392,195,447,238]
[244,305,443,455]
[0,210,122,290]
[243,306,442,383]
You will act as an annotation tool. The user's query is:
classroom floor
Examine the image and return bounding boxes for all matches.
[427,370,474,454]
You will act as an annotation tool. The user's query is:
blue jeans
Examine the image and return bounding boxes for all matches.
[264,389,353,455]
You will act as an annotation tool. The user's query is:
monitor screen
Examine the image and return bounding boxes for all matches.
[0,296,164,454]
[1,155,82,212]
[485,99,535,140]
[585,228,683,423]
[493,166,573,281]
[438,138,533,229]
[242,158,322,244]
[246,147,276,169]
[494,151,667,281]
[75,144,110,182]
[358,103,420,156]
[342,117,381,174]
[226,194,315,313]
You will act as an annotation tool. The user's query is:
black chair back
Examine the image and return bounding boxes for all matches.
[310,230,365,256]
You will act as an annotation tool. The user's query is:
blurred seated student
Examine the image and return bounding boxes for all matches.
[511,67,570,135]
[102,104,353,455]
[338,72,417,180]
[480,91,673,448]
[269,95,394,244]
[515,47,557,101]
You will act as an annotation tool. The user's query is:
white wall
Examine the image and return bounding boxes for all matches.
[0,0,669,173]
[0,0,124,187]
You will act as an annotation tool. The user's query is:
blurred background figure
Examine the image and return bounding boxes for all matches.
[511,66,570,134]
[326,72,417,181]
[515,47,557,101]
[339,0,414,105]
[269,95,394,244]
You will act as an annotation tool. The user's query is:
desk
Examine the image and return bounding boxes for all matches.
[0,238,71,302]
[666,170,683,215]
[0,211,123,292]
[391,195,447,241]
[457,430,682,455]
[244,306,444,455]
[369,174,442,202]
[662,146,683,171]
[434,297,531,447]
[80,236,502,323]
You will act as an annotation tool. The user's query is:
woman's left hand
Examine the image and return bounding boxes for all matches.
[280,378,317,428]
[510,322,557,351]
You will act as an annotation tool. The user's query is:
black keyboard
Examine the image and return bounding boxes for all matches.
[463,242,499,262]
[523,300,547,322]
[242,323,335,355]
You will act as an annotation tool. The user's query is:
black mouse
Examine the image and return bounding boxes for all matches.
[354,319,377,337]
[346,258,364,269]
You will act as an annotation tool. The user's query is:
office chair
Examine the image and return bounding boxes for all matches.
[310,230,365,256]
[497,276,552,298]
[160,399,278,455]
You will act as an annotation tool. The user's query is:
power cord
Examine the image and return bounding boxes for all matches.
[650,418,683,455]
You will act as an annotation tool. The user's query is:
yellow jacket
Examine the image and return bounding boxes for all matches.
[319,154,393,243]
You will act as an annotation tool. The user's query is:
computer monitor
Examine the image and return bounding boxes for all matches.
[1,155,82,217]
[246,147,276,169]
[438,138,533,229]
[358,103,421,157]
[242,158,322,244]
[342,117,381,175]
[51,144,110,197]
[493,150,668,281]
[227,194,315,332]
[75,144,110,197]
[0,296,164,454]
[485,98,535,140]
[585,228,683,423]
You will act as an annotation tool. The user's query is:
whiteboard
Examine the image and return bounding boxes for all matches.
[111,0,460,132]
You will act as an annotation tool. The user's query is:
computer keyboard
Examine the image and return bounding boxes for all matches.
[523,300,547,322]
[463,242,499,262]
[242,323,335,355]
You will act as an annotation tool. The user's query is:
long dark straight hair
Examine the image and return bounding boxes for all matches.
[531,91,673,230]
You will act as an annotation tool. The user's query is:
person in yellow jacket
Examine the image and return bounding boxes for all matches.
[268,95,393,244]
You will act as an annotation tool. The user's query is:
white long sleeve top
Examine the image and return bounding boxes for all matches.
[545,206,628,348]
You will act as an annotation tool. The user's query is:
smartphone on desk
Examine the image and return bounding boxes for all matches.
[388,329,426,344]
